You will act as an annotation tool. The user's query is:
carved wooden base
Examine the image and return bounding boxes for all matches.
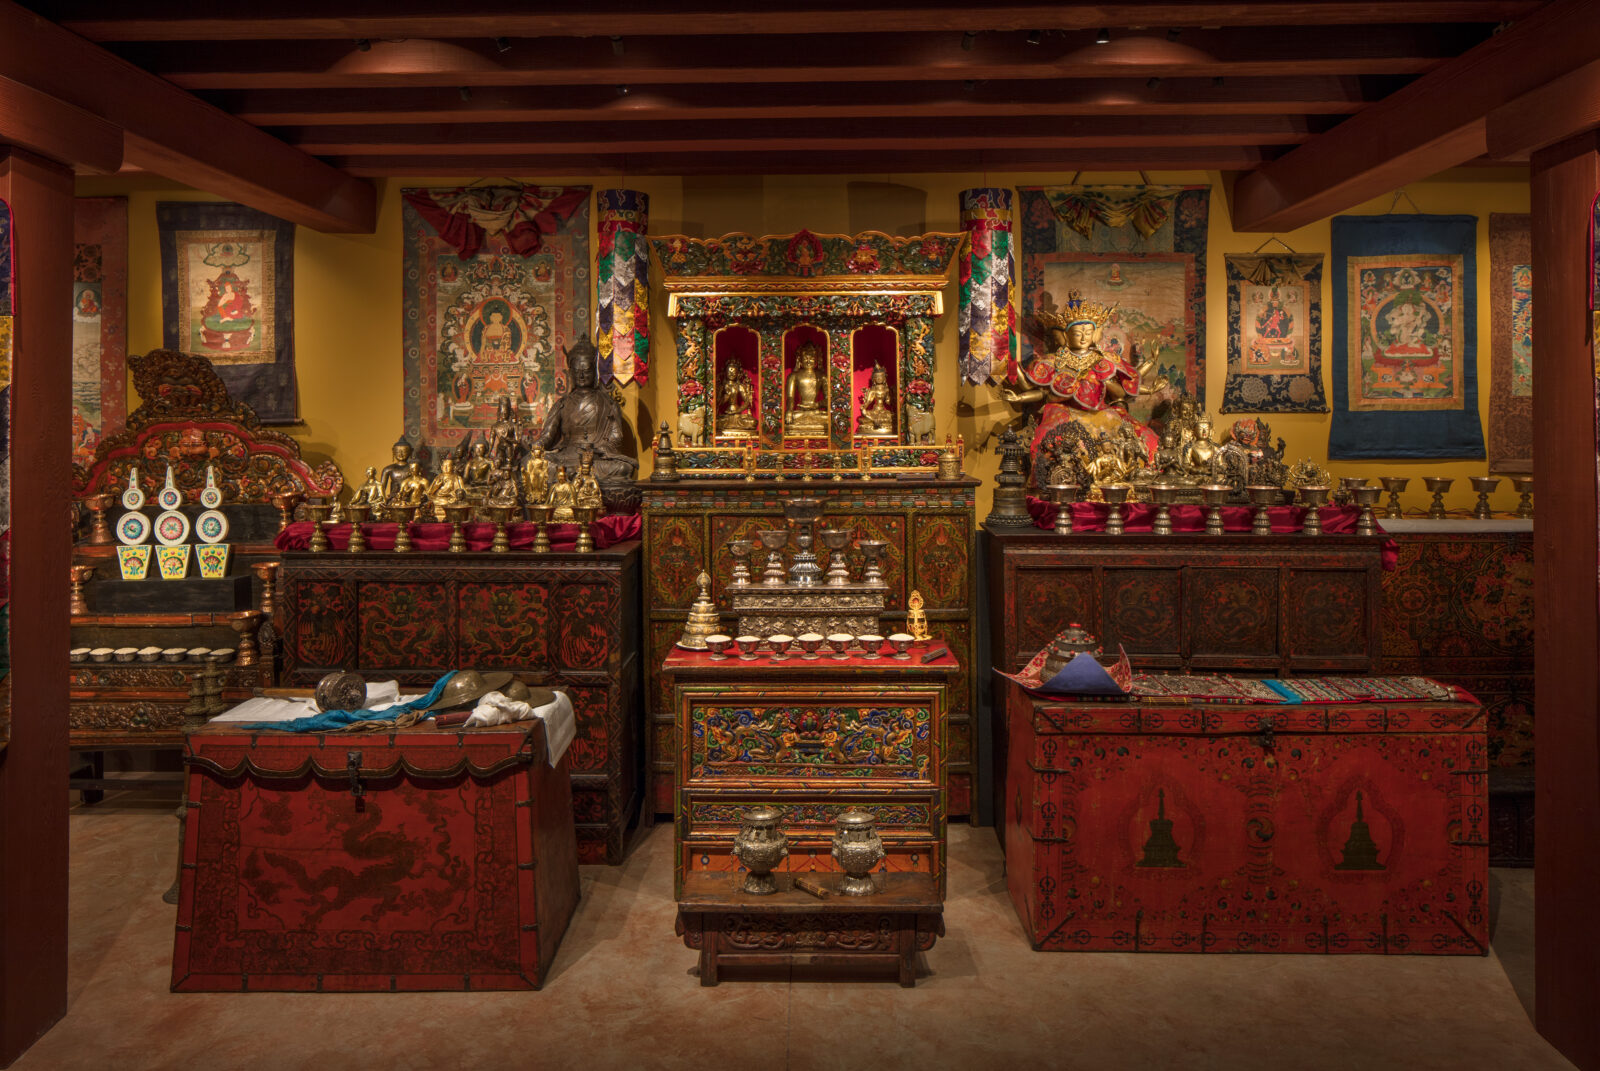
[676,872,942,987]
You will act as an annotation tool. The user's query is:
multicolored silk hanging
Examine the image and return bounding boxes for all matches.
[596,190,650,385]
[957,188,1016,384]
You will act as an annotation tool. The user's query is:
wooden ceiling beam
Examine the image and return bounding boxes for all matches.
[215,76,1384,126]
[0,2,375,232]
[330,146,1273,177]
[125,27,1477,91]
[57,2,1543,40]
[1485,57,1600,159]
[0,74,122,173]
[1229,0,1600,232]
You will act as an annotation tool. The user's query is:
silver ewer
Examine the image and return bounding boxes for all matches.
[831,809,885,896]
[731,806,788,895]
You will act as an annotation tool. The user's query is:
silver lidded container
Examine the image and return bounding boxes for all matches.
[730,806,788,895]
[831,809,885,896]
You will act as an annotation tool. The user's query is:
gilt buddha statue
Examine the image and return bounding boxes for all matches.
[856,362,895,435]
[718,360,757,435]
[784,343,830,435]
[462,441,494,494]
[537,334,637,511]
[426,457,466,521]
[349,466,383,508]
[547,466,577,523]
[392,462,429,511]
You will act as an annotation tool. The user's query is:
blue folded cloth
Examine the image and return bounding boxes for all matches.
[244,671,457,732]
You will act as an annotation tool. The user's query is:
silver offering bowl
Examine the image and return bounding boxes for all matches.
[1047,482,1079,536]
[731,807,788,896]
[704,634,733,660]
[756,528,790,583]
[819,528,853,585]
[796,633,825,660]
[345,503,371,553]
[1379,476,1409,520]
[1298,486,1330,536]
[856,540,888,587]
[768,634,794,661]
[826,633,853,660]
[1511,475,1533,519]
[1352,486,1383,536]
[1149,483,1180,536]
[1199,484,1230,536]
[1100,483,1131,536]
[1470,476,1500,520]
[856,634,884,659]
[729,538,756,586]
[1246,485,1279,536]
[734,634,762,660]
[887,633,914,660]
[1423,476,1453,520]
[831,810,885,897]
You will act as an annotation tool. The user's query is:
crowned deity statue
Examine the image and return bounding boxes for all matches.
[1003,289,1168,482]
[856,363,896,436]
[784,343,830,435]
[547,466,577,523]
[718,360,757,435]
[426,457,466,521]
[537,334,638,510]
[379,437,418,504]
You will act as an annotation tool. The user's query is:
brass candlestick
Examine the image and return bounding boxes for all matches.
[1101,483,1131,536]
[1200,484,1230,536]
[1470,476,1500,520]
[273,492,304,533]
[1379,476,1409,520]
[444,503,471,552]
[85,493,116,545]
[251,562,279,616]
[574,506,595,553]
[489,505,512,553]
[528,504,552,553]
[393,506,416,552]
[231,610,263,667]
[1299,486,1330,536]
[1423,476,1453,520]
[345,503,370,552]
[306,503,333,552]
[1353,486,1382,536]
[1247,485,1279,536]
[69,564,95,616]
[1149,484,1179,536]
[1048,483,1078,536]
[1511,475,1533,519]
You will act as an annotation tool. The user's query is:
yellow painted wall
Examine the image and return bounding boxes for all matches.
[75,168,1531,518]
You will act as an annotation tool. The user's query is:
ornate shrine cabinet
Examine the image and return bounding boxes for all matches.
[276,545,640,865]
[642,480,978,817]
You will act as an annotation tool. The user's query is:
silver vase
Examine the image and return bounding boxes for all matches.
[831,809,885,896]
[731,806,788,895]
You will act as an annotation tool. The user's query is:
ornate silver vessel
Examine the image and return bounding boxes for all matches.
[831,809,885,896]
[730,806,788,895]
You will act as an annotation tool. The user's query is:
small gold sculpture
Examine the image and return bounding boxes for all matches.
[462,441,494,494]
[426,457,466,521]
[522,444,549,504]
[905,590,932,645]
[547,466,576,522]
[678,571,720,650]
[784,342,830,435]
[379,436,416,504]
[575,450,604,513]
[718,360,757,435]
[856,362,895,435]
[348,467,383,508]
[391,462,429,510]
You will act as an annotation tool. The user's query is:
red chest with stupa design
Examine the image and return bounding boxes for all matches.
[1002,681,1487,954]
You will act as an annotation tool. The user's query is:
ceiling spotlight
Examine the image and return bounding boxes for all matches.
[1095,28,1111,44]
[611,35,625,56]
[1026,29,1043,45]
[355,37,371,51]
[494,36,511,53]
[616,84,630,96]
[459,86,472,101]
[961,31,976,51]
[1146,76,1162,89]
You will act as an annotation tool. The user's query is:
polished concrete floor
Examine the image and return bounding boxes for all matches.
[15,789,1568,1071]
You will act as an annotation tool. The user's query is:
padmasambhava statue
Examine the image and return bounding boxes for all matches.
[784,343,830,435]
[537,334,637,511]
[1003,290,1167,480]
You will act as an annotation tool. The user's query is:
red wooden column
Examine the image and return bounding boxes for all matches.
[0,148,71,1068]
[1530,130,1600,1071]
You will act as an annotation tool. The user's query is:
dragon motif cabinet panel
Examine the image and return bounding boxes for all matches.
[1003,682,1488,954]
[278,546,640,864]
[642,479,978,818]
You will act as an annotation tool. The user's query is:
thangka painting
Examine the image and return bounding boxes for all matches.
[0,197,11,748]
[1017,184,1209,410]
[1330,214,1484,459]
[1221,253,1326,413]
[157,202,296,423]
[72,197,128,466]
[401,185,589,454]
[1488,214,1532,472]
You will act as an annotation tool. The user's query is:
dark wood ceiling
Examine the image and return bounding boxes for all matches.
[24,1,1543,177]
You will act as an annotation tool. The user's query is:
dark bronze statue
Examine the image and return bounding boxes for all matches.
[537,334,637,511]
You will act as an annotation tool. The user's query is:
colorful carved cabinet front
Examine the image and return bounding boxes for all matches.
[276,546,641,865]
[642,479,978,818]
[1003,682,1488,954]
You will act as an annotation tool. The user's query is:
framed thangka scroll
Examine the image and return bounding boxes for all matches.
[1221,253,1326,413]
[72,197,127,466]
[1017,184,1209,410]
[1487,214,1532,473]
[1330,214,1484,460]
[157,202,295,423]
[401,185,589,454]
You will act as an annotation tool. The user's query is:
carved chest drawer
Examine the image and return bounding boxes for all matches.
[1002,680,1488,954]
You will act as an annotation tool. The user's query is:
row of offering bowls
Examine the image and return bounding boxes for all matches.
[703,632,918,661]
[71,645,235,663]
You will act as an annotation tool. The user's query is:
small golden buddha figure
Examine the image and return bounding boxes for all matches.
[718,360,756,435]
[426,457,466,521]
[1181,419,1219,479]
[462,441,494,493]
[784,343,830,435]
[522,443,549,504]
[1085,437,1129,488]
[393,461,429,510]
[856,362,895,436]
[547,466,577,522]
[575,450,603,513]
[349,466,383,508]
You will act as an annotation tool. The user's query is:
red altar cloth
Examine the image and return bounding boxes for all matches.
[274,514,642,553]
[1024,496,1398,569]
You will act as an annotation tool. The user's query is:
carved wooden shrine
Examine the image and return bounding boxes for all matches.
[174,717,578,991]
[276,545,640,865]
[664,644,958,984]
[1003,680,1488,954]
[643,479,978,817]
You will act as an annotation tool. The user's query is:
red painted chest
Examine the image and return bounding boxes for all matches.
[1003,680,1488,954]
[173,720,579,991]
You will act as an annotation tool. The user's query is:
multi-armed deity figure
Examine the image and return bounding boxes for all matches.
[1002,289,1168,483]
[784,342,830,435]
[537,334,637,511]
